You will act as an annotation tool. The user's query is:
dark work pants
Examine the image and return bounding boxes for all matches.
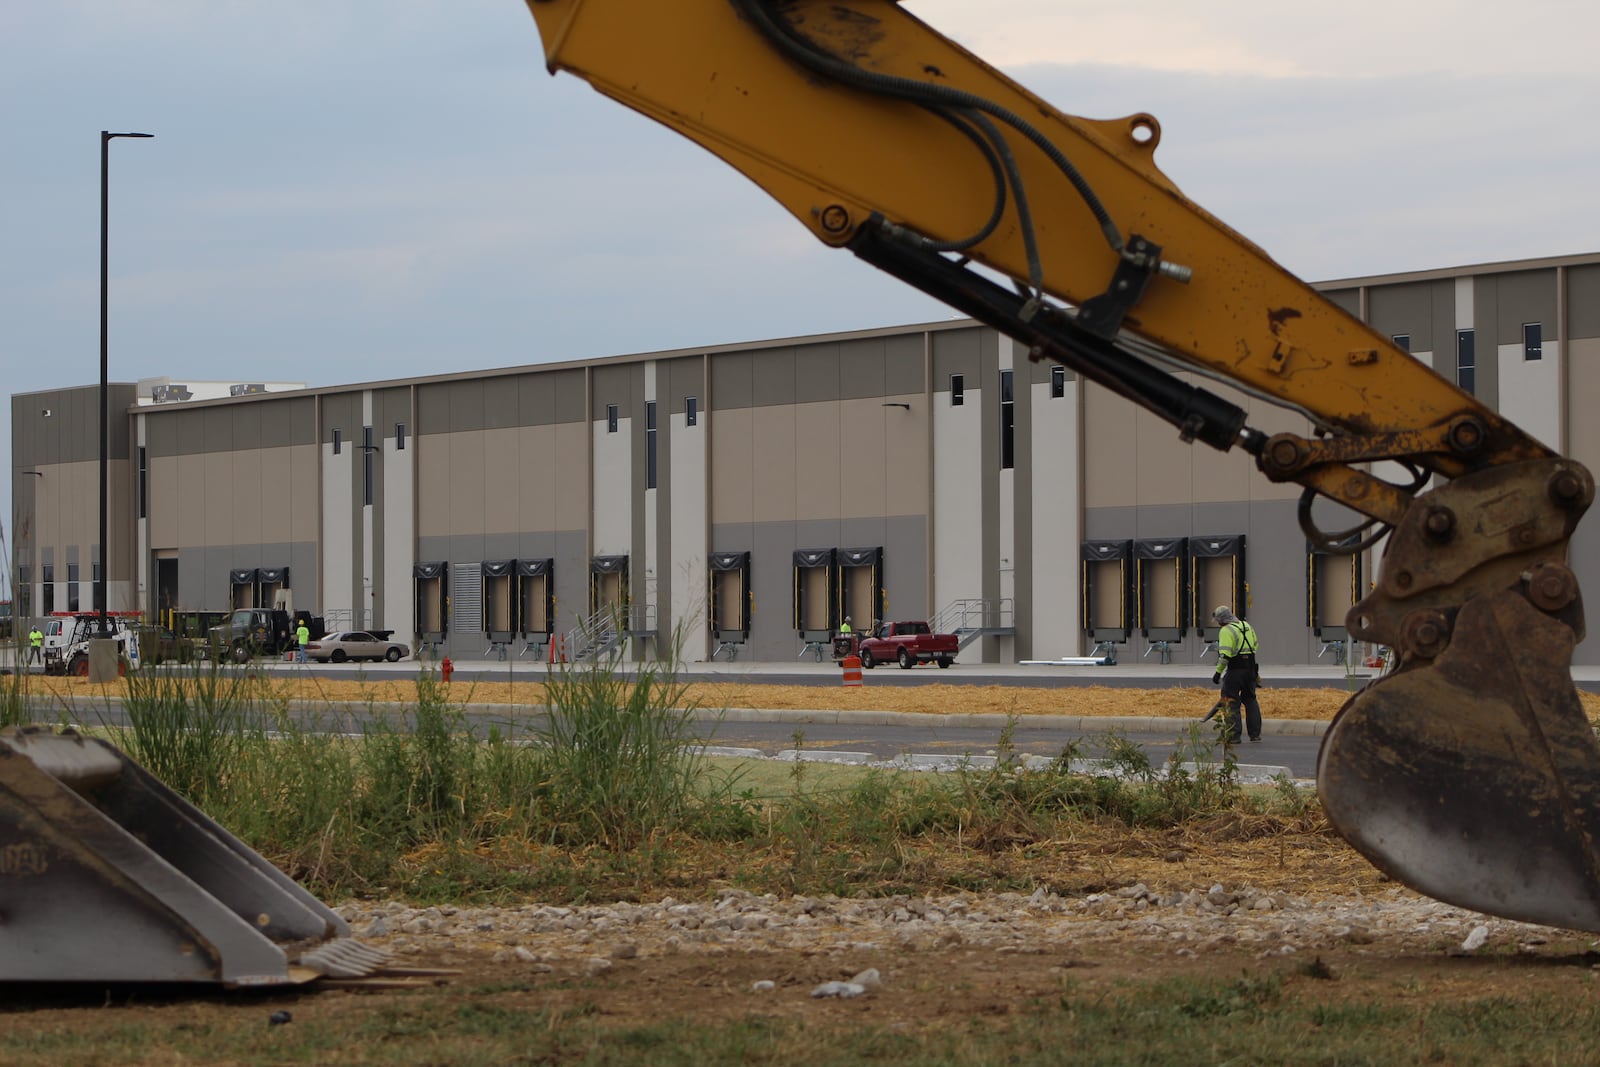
[1221,666,1261,742]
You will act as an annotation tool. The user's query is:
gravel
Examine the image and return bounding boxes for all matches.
[335,883,1564,968]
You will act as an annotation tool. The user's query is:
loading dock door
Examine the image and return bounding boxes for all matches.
[1189,535,1246,642]
[792,549,835,639]
[259,566,289,611]
[482,560,514,639]
[230,568,259,610]
[709,551,752,640]
[516,558,554,637]
[1135,538,1187,641]
[1081,540,1133,642]
[1308,538,1363,640]
[413,561,448,639]
[590,555,629,625]
[837,547,884,630]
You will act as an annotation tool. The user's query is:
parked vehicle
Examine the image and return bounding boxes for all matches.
[136,626,199,666]
[304,630,410,664]
[857,621,959,670]
[210,608,324,663]
[41,613,141,677]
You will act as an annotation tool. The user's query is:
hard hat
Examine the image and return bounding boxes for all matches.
[844,615,852,622]
[1211,605,1232,620]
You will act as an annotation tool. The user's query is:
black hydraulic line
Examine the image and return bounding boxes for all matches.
[849,218,1256,456]
[731,0,1123,252]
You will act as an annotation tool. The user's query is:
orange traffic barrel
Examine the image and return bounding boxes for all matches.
[842,654,862,687]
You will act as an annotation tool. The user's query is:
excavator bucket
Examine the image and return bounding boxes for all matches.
[0,725,386,986]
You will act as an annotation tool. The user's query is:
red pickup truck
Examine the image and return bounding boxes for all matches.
[857,621,959,670]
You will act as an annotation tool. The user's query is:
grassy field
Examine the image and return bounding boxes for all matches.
[4,658,1600,1064]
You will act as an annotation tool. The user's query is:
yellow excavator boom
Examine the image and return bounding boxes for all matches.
[522,0,1600,932]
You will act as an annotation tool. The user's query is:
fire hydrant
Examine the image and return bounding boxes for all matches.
[441,656,454,684]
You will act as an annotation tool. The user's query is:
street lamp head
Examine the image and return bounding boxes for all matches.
[104,131,154,140]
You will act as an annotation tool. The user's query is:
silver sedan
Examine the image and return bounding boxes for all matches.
[304,631,411,663]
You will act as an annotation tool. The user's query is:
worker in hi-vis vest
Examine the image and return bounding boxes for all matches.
[1211,605,1262,744]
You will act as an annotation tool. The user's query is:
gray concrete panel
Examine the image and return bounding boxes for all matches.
[592,363,640,421]
[711,351,754,410]
[288,396,317,446]
[751,348,797,409]
[485,376,519,429]
[177,409,206,457]
[668,355,704,414]
[144,411,178,459]
[203,407,234,454]
[794,344,841,406]
[553,369,587,423]
[883,332,925,393]
[377,387,411,438]
[448,380,486,433]
[1572,265,1600,340]
[837,337,886,402]
[321,393,360,448]
[931,326,983,390]
[1367,281,1436,351]
[516,374,556,428]
[1321,287,1360,317]
[1487,269,1558,346]
[417,382,451,436]
[230,403,262,454]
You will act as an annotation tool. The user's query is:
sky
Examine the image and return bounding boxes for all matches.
[3,0,1598,594]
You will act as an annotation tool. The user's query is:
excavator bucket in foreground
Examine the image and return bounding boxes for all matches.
[0,725,387,986]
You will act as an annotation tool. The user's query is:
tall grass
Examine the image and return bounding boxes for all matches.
[113,658,270,803]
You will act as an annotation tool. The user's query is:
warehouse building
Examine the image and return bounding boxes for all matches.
[12,250,1600,665]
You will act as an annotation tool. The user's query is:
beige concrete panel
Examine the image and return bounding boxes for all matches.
[1568,338,1600,473]
[232,450,264,541]
[839,397,888,519]
[483,427,519,534]
[794,403,842,520]
[448,430,488,536]
[257,449,292,544]
[149,455,179,548]
[175,454,207,547]
[1132,402,1195,506]
[750,405,797,523]
[288,443,320,542]
[203,453,235,547]
[711,406,754,526]
[1082,382,1138,508]
[516,424,560,533]
[417,436,452,538]
[553,422,590,531]
[880,392,929,517]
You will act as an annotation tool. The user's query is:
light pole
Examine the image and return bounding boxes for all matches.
[100,130,153,638]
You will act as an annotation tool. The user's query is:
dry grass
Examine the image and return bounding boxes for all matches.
[26,670,1600,723]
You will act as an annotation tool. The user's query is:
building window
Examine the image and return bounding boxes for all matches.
[67,563,80,613]
[1456,329,1475,394]
[137,446,148,519]
[1050,365,1065,399]
[332,428,342,455]
[950,373,965,406]
[42,564,54,614]
[1391,334,1411,353]
[1000,369,1015,470]
[646,401,658,490]
[606,404,618,433]
[396,423,406,450]
[1524,322,1543,361]
[686,396,699,427]
[362,426,374,506]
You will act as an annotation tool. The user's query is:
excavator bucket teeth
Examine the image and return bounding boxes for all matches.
[1320,591,1600,931]
[0,726,372,986]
